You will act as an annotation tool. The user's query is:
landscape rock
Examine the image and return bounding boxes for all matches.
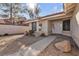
[55,40,71,53]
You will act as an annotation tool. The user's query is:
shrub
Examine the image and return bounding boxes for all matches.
[40,33,46,37]
[29,30,34,36]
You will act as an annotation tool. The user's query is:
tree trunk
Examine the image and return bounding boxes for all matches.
[10,3,13,24]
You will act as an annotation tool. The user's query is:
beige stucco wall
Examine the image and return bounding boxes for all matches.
[36,20,49,36]
[29,23,32,31]
[62,31,71,36]
[35,19,71,36]
[26,20,49,36]
[26,18,72,36]
[52,20,62,34]
[48,21,52,34]
[42,20,48,35]
[71,4,79,47]
[50,20,71,36]
[64,3,76,13]
[0,25,27,35]
[31,19,72,36]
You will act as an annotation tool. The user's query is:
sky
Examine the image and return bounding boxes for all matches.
[22,3,64,19]
[39,3,63,16]
[0,3,64,19]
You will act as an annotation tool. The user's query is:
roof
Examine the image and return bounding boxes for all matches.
[23,12,66,23]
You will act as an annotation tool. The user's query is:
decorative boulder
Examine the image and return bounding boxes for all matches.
[55,40,71,53]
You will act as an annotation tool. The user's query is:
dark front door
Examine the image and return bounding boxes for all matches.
[32,22,37,31]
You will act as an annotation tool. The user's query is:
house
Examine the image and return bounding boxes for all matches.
[24,3,75,36]
[22,3,79,48]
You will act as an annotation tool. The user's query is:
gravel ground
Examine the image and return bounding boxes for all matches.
[38,43,79,56]
[0,35,45,55]
[0,34,79,56]
[38,35,79,56]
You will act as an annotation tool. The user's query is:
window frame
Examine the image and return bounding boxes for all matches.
[63,19,70,31]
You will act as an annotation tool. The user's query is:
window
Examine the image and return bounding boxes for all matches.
[39,23,42,31]
[39,23,42,27]
[63,19,70,31]
[32,22,37,31]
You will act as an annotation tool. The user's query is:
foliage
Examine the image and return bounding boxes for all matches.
[0,3,23,23]
[0,3,40,21]
[29,30,34,36]
[40,33,46,37]
[22,4,40,19]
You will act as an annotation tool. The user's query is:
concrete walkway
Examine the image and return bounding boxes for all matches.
[7,36,56,56]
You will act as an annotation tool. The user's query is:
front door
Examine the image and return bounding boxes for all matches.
[32,22,37,31]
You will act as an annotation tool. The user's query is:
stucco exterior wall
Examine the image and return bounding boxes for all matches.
[37,20,48,36]
[29,23,32,31]
[50,20,71,36]
[62,31,71,36]
[36,21,39,32]
[26,20,49,36]
[25,18,71,36]
[52,20,62,34]
[64,3,76,13]
[71,4,79,47]
[0,25,27,35]
[48,21,52,34]
[42,20,48,35]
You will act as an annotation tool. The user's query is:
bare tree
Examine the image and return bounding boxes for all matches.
[33,4,40,18]
[22,3,40,20]
[0,3,22,24]
[0,3,10,18]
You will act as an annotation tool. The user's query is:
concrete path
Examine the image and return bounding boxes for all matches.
[7,36,56,56]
